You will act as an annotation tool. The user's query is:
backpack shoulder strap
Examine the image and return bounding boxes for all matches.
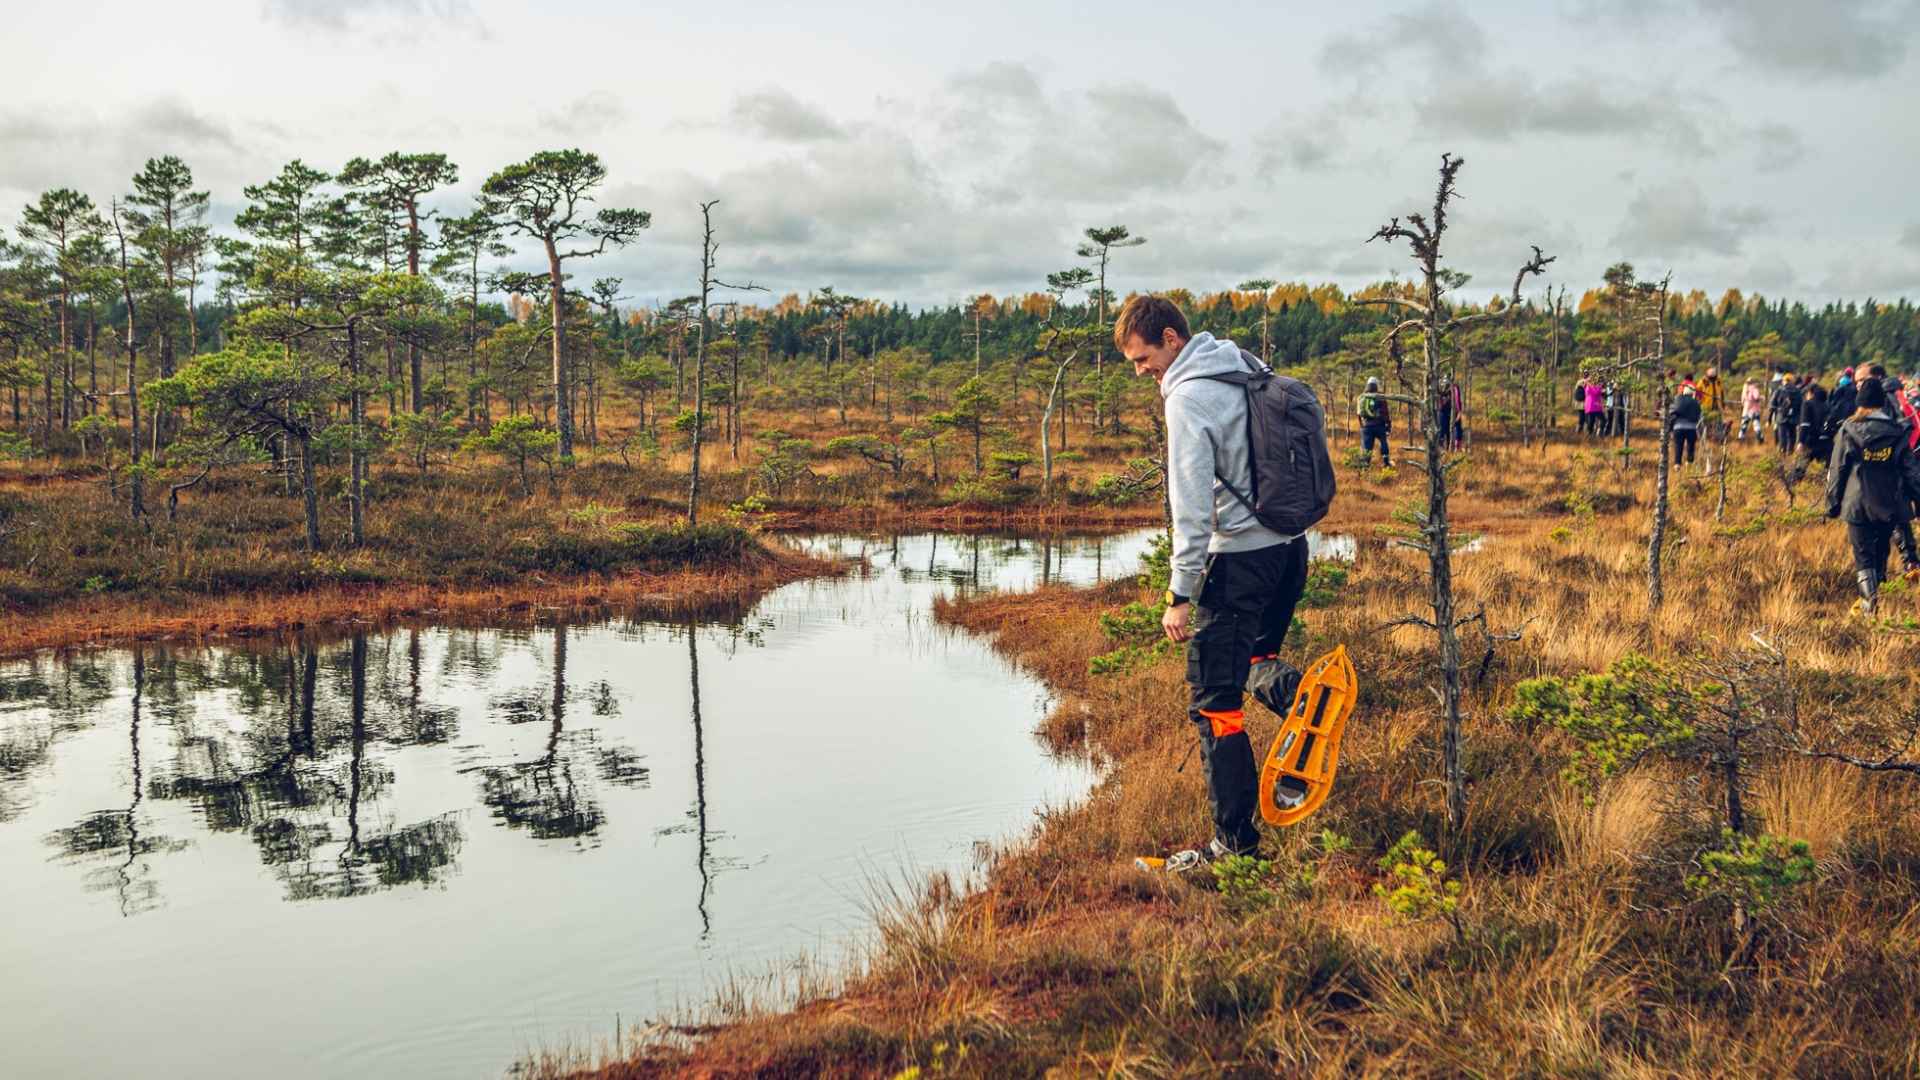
[1190,348,1270,386]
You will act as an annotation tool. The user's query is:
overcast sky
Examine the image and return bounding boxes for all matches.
[6,0,1918,311]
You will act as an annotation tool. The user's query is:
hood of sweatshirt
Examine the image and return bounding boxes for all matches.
[1849,413,1906,450]
[1159,331,1251,398]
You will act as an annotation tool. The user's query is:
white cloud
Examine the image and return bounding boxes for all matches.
[1611,180,1768,259]
[261,0,486,34]
[1698,0,1913,81]
[728,89,846,143]
[539,92,626,138]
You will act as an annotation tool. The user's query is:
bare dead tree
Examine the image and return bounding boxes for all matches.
[1361,153,1553,837]
[1580,273,1675,608]
[1546,284,1566,438]
[1037,267,1095,498]
[688,200,766,527]
[108,201,144,521]
[1644,275,1674,610]
[1078,225,1145,432]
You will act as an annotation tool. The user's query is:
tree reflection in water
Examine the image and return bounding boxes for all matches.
[464,623,647,845]
[41,649,182,916]
[2,653,118,824]
[7,616,721,915]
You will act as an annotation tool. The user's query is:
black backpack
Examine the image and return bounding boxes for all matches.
[1197,349,1337,536]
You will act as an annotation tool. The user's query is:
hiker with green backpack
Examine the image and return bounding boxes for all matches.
[1358,376,1391,467]
[1114,294,1345,872]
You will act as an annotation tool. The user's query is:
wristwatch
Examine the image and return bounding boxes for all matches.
[1165,590,1189,606]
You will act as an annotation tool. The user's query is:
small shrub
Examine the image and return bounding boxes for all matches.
[1088,642,1169,676]
[1508,654,1698,789]
[1317,828,1355,856]
[1089,535,1176,676]
[1301,560,1348,608]
[1087,457,1160,506]
[1374,830,1463,940]
[1686,829,1816,917]
[988,450,1032,480]
[889,1039,970,1079]
[566,502,622,530]
[945,474,1014,506]
[1213,853,1278,914]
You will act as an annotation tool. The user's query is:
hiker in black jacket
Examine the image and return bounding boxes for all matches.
[1799,381,1833,466]
[1826,367,1858,440]
[1826,379,1920,615]
[1669,387,1702,466]
[1772,374,1801,453]
[1865,370,1920,579]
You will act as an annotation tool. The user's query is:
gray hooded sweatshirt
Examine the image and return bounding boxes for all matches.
[1160,331,1291,600]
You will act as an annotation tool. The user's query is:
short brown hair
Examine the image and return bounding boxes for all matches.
[1113,294,1190,350]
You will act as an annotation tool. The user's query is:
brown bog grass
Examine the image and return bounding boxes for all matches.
[0,405,1166,655]
[0,550,827,658]
[555,432,1920,1078]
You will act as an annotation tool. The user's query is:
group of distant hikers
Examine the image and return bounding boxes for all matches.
[1353,374,1465,469]
[1580,363,1920,615]
[1117,290,1920,869]
[1782,363,1920,616]
[1641,362,1920,616]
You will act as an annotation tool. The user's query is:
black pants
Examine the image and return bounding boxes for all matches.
[1579,411,1599,435]
[1850,521,1895,582]
[1362,424,1390,466]
[1673,428,1697,464]
[1776,423,1796,453]
[1186,537,1308,855]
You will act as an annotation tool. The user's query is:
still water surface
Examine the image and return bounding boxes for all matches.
[0,531,1156,1080]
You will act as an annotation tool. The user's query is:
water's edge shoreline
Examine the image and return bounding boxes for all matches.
[0,541,833,661]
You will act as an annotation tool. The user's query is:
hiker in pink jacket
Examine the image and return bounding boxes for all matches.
[1739,379,1764,440]
[1581,380,1605,437]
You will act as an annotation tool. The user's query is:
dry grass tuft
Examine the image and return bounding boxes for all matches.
[1755,758,1870,860]
[1550,772,1665,873]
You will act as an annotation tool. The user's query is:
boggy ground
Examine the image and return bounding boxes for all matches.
[557,432,1920,1078]
[0,459,833,659]
[0,413,1165,658]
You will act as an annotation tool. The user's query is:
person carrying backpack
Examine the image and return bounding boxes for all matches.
[1116,294,1326,868]
[1699,367,1725,414]
[1800,380,1832,466]
[1827,379,1920,615]
[1669,385,1702,466]
[1861,370,1920,579]
[1358,376,1391,466]
[1772,374,1801,454]
[1826,367,1858,441]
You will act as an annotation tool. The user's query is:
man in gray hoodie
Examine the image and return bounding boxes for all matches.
[1117,295,1309,867]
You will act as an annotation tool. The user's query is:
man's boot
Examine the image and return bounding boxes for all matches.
[1855,570,1880,617]
[1246,657,1302,718]
[1898,523,1920,582]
